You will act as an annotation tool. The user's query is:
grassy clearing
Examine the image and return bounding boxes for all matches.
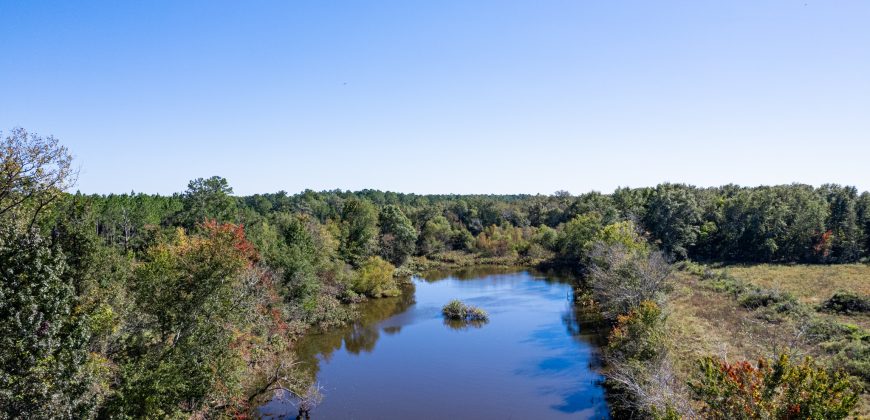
[723,264,870,306]
[667,264,870,416]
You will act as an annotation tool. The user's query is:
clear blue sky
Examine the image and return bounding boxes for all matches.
[2,1,868,195]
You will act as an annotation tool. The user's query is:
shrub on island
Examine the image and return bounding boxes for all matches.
[442,299,489,322]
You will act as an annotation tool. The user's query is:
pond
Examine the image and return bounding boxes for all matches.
[261,268,610,419]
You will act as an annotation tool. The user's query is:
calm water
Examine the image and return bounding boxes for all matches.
[262,268,609,419]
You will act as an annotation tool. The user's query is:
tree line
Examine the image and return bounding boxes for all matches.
[84,179,870,267]
[2,127,868,418]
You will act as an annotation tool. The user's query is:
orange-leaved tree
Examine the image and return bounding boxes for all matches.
[690,353,858,419]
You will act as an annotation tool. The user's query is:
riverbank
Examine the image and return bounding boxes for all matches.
[400,250,545,275]
[571,239,868,418]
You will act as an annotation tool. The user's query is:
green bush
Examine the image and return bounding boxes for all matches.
[701,271,751,298]
[467,307,489,321]
[675,260,706,276]
[607,300,665,362]
[737,289,808,321]
[690,354,859,419]
[738,288,795,309]
[824,338,870,384]
[441,300,489,322]
[807,319,860,342]
[441,299,466,319]
[700,271,806,319]
[351,256,399,298]
[820,291,870,314]
[807,319,870,384]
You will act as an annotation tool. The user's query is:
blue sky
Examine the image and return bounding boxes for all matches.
[2,1,868,195]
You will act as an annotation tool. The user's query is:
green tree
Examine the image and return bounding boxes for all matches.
[643,184,701,260]
[822,185,863,262]
[532,224,558,251]
[179,176,237,228]
[418,215,453,255]
[596,220,650,254]
[338,198,378,266]
[612,186,651,221]
[565,192,619,225]
[378,205,417,265]
[859,192,870,258]
[757,186,826,262]
[0,128,75,226]
[108,221,266,417]
[246,213,341,327]
[553,213,603,268]
[0,225,96,418]
[352,256,399,298]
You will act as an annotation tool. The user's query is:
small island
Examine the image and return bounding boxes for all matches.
[442,299,489,322]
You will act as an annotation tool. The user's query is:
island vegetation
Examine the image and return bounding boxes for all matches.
[2,127,870,418]
[442,300,489,322]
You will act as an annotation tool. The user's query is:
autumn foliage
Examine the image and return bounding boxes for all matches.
[813,229,834,258]
[111,221,293,417]
[200,219,260,265]
[690,354,858,419]
[607,300,665,362]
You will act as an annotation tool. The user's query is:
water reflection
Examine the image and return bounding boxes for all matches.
[419,266,519,281]
[271,270,609,419]
[442,317,488,331]
[293,282,417,384]
[512,301,609,417]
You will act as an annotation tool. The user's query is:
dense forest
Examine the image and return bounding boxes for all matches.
[2,128,869,418]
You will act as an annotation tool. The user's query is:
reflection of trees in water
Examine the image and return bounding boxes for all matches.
[442,317,488,330]
[561,290,608,363]
[281,270,612,418]
[292,283,417,386]
[419,266,527,282]
[383,326,402,335]
[344,322,379,354]
[419,267,576,286]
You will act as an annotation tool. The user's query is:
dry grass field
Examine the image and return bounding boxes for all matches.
[723,264,870,305]
[666,264,870,416]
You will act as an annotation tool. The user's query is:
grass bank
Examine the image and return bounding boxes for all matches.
[667,263,870,415]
